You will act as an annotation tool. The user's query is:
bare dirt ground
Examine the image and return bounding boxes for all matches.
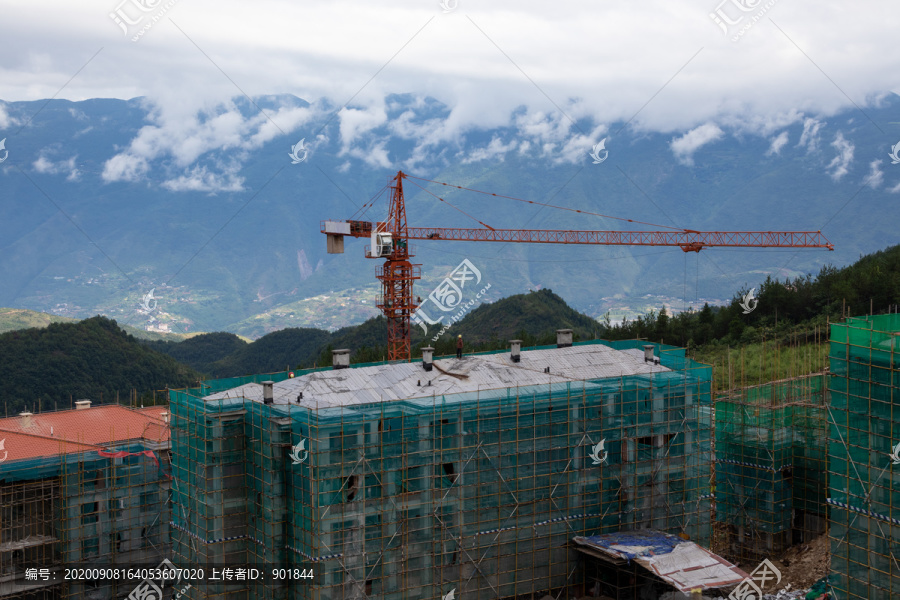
[769,533,831,594]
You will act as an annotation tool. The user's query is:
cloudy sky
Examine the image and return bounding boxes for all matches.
[1,0,899,143]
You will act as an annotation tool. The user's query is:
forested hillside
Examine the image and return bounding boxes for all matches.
[601,243,900,347]
[0,317,199,413]
[146,289,597,375]
[4,244,897,404]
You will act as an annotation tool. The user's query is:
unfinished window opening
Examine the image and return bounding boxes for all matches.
[781,466,793,480]
[365,580,373,595]
[441,462,457,484]
[345,475,358,502]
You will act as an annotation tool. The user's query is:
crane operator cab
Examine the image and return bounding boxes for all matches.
[368,230,393,258]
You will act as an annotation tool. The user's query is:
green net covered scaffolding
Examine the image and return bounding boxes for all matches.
[828,313,900,600]
[0,439,171,599]
[713,374,829,566]
[169,339,714,600]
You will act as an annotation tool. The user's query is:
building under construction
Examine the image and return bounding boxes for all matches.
[169,333,724,600]
[0,403,171,600]
[828,314,900,600]
[713,374,829,565]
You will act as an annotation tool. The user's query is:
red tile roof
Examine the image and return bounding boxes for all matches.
[0,404,169,461]
[136,405,170,421]
[0,431,100,462]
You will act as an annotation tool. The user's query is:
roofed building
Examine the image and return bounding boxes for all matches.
[0,402,171,600]
[170,334,716,599]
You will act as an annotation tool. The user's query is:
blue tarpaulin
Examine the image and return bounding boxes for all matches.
[573,530,748,592]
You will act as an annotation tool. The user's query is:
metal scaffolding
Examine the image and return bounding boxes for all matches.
[828,314,900,600]
[0,411,172,599]
[713,374,828,566]
[170,340,714,600]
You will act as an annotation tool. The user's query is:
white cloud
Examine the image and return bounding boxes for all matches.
[826,132,854,181]
[101,98,317,183]
[345,140,392,169]
[462,136,517,163]
[767,131,789,155]
[556,133,604,165]
[32,156,53,173]
[32,155,80,180]
[670,123,724,166]
[102,153,148,182]
[514,110,571,145]
[0,0,899,143]
[865,159,884,188]
[338,105,388,148]
[0,103,18,129]
[889,181,900,194]
[161,166,245,193]
[797,118,823,153]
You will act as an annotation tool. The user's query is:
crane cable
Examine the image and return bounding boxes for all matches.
[349,183,390,221]
[404,174,689,232]
[405,177,496,231]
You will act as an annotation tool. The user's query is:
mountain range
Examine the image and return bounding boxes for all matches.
[2,92,899,337]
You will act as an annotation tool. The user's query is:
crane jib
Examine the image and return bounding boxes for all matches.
[319,170,833,361]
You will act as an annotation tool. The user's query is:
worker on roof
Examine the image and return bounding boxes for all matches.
[456,334,463,359]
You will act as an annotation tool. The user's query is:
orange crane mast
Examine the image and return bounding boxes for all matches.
[321,171,834,361]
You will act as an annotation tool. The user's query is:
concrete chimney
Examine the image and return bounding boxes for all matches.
[262,381,274,405]
[643,344,655,363]
[556,329,573,348]
[18,412,33,428]
[510,340,522,363]
[75,400,91,410]
[421,347,434,371]
[333,349,351,370]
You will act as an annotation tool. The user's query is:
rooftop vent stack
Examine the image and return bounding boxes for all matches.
[262,381,274,405]
[18,411,33,428]
[510,340,522,363]
[333,349,351,370]
[644,344,655,363]
[75,400,91,410]
[421,347,434,371]
[556,329,573,348]
[161,412,169,424]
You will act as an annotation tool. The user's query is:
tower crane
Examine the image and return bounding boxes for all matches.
[321,171,833,361]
